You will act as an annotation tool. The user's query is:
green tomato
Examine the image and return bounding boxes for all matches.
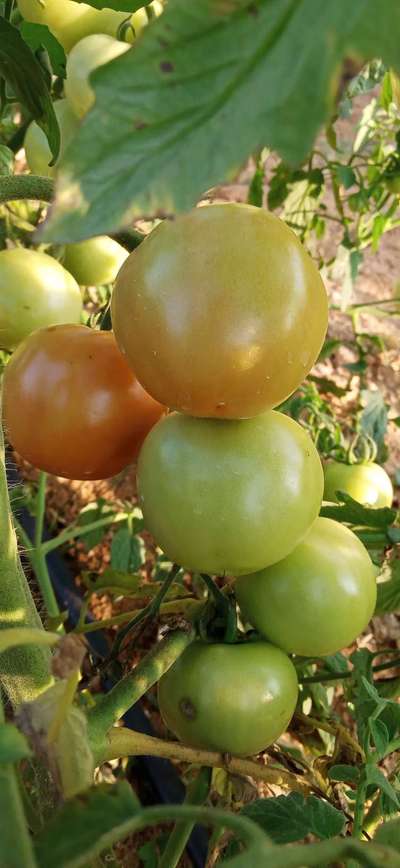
[137,410,324,576]
[62,236,128,286]
[158,640,298,756]
[0,248,82,351]
[235,517,377,657]
[65,34,130,118]
[24,99,78,178]
[324,460,393,508]
[17,0,130,53]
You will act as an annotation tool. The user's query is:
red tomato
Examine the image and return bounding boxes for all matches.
[3,324,165,480]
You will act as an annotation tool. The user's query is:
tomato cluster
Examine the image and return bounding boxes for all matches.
[2,198,382,758]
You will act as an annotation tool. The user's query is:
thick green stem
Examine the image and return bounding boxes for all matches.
[159,767,212,868]
[0,175,54,204]
[97,727,314,795]
[0,697,38,868]
[268,838,400,868]
[0,422,51,705]
[88,627,194,753]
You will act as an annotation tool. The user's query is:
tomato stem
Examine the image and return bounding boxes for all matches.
[40,511,127,556]
[32,472,61,624]
[0,175,54,204]
[0,420,51,705]
[0,695,38,868]
[158,767,211,868]
[95,726,315,795]
[88,626,194,749]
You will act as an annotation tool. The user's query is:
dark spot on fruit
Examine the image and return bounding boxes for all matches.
[179,697,196,720]
[247,2,259,15]
[134,119,148,130]
[160,60,174,73]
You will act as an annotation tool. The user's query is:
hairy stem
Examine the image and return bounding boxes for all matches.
[0,175,54,204]
[0,698,38,868]
[0,420,51,705]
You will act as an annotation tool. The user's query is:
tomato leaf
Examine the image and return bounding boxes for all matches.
[0,18,60,162]
[20,22,67,80]
[320,491,397,529]
[0,145,13,177]
[328,764,360,783]
[375,817,400,851]
[238,793,345,844]
[111,526,145,572]
[42,0,400,242]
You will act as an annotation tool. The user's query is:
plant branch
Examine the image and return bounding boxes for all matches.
[98,727,316,795]
[0,697,38,868]
[88,626,194,749]
[40,511,127,555]
[0,175,54,204]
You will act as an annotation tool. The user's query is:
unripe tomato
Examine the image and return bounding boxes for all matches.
[65,34,130,118]
[3,325,165,480]
[0,248,82,351]
[24,99,78,178]
[158,641,298,756]
[112,204,328,419]
[62,236,128,286]
[137,410,324,575]
[324,460,393,508]
[17,0,129,53]
[235,517,377,657]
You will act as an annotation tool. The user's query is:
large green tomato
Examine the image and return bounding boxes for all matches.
[24,99,78,178]
[65,34,130,118]
[324,460,393,508]
[62,236,128,286]
[0,248,82,351]
[112,204,328,419]
[137,410,324,575]
[17,0,130,52]
[158,641,298,756]
[235,517,377,657]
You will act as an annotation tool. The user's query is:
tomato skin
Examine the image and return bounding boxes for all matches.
[62,236,128,286]
[17,0,129,52]
[158,641,298,756]
[235,517,377,657]
[0,248,82,351]
[324,460,393,508]
[137,410,323,575]
[3,325,165,480]
[65,34,130,118]
[112,204,328,419]
[24,99,78,178]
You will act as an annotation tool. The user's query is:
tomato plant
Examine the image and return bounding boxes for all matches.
[324,460,394,508]
[62,235,128,286]
[24,99,78,178]
[0,248,82,350]
[65,34,130,118]
[1,5,400,868]
[112,204,328,418]
[3,324,165,479]
[158,640,299,756]
[137,410,323,575]
[235,517,377,657]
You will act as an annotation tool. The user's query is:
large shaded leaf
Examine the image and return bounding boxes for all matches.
[0,18,60,161]
[20,21,67,79]
[42,0,400,242]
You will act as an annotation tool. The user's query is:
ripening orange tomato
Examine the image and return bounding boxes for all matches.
[3,324,165,480]
[112,204,328,419]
